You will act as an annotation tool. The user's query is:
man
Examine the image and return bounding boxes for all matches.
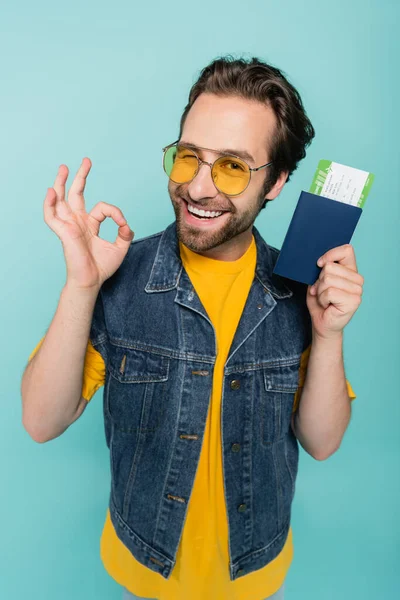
[21,56,362,600]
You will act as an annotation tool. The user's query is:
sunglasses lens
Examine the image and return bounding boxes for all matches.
[163,146,198,184]
[212,156,250,195]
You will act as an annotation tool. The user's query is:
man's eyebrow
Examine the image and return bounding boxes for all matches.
[179,141,256,165]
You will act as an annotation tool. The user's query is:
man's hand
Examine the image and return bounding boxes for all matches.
[306,244,364,340]
[44,158,134,291]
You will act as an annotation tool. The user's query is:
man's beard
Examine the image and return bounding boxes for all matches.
[168,184,265,253]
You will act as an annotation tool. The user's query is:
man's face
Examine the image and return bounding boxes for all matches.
[168,93,284,258]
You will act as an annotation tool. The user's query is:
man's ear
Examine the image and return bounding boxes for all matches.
[264,170,289,201]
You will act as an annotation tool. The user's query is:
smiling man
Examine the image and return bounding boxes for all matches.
[22,56,361,600]
[168,92,287,260]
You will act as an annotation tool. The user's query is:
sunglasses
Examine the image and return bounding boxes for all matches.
[162,141,273,197]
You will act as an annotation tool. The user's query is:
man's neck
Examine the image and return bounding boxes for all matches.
[192,228,254,262]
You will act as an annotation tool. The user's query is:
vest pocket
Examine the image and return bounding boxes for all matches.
[106,343,170,433]
[261,361,300,445]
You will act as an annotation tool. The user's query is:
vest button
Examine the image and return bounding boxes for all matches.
[238,503,247,512]
[231,443,241,452]
[230,379,240,390]
[237,569,244,576]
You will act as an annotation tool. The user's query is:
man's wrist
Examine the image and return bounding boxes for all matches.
[312,328,343,345]
[63,280,101,298]
[311,329,344,361]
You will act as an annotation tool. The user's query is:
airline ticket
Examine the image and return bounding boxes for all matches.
[309,159,374,208]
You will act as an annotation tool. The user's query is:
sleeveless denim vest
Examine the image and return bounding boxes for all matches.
[89,221,312,581]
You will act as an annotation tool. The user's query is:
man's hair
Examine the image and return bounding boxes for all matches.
[178,55,315,208]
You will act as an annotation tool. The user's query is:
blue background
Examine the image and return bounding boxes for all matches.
[2,0,399,598]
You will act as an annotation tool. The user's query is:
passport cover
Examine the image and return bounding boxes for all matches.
[273,191,363,285]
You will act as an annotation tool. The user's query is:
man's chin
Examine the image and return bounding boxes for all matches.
[176,219,237,254]
[171,197,253,253]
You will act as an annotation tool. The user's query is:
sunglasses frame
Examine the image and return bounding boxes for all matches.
[162,140,273,197]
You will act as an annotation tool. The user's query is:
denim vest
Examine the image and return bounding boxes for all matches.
[90,221,312,581]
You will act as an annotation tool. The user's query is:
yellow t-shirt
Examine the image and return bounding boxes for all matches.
[28,235,356,600]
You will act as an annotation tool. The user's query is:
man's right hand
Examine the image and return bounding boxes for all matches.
[44,157,134,291]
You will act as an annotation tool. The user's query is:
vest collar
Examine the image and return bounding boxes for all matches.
[145,221,293,300]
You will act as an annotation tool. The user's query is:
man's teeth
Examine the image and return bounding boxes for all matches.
[187,203,223,218]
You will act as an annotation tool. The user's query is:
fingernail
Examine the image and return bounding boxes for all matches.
[317,258,323,266]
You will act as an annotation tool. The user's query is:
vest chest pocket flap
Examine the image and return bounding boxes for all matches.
[106,342,170,434]
[261,359,301,445]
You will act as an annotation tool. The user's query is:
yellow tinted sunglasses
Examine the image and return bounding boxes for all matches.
[162,141,273,196]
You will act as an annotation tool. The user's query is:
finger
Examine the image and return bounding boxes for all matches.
[89,201,129,229]
[318,262,364,286]
[43,188,68,238]
[317,287,360,310]
[90,202,134,249]
[114,223,135,249]
[53,164,69,203]
[313,274,363,298]
[318,244,357,272]
[67,157,92,212]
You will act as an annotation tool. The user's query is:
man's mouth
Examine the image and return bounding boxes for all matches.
[181,198,230,221]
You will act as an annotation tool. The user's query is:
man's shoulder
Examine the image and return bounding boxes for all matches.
[129,228,165,249]
[264,241,280,259]
[103,229,166,290]
[124,228,166,263]
[253,226,280,258]
[257,235,308,299]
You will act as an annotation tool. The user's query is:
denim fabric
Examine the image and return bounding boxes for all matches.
[90,222,312,582]
[122,581,285,600]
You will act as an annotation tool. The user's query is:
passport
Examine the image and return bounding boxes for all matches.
[273,191,363,286]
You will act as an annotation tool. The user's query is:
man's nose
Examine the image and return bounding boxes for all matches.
[187,162,218,201]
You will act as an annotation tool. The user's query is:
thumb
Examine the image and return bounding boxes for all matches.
[306,284,319,311]
[114,224,135,249]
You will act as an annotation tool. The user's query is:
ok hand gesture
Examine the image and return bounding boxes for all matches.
[44,158,134,290]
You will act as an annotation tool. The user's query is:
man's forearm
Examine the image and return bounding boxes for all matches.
[21,282,100,442]
[292,331,351,460]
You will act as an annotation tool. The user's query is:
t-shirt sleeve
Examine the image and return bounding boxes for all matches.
[28,336,105,402]
[292,344,357,413]
[81,340,106,401]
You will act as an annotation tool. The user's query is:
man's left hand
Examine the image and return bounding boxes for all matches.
[307,244,364,340]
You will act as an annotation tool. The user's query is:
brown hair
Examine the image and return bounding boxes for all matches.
[178,55,315,208]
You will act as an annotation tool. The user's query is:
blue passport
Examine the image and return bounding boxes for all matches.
[273,191,363,286]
